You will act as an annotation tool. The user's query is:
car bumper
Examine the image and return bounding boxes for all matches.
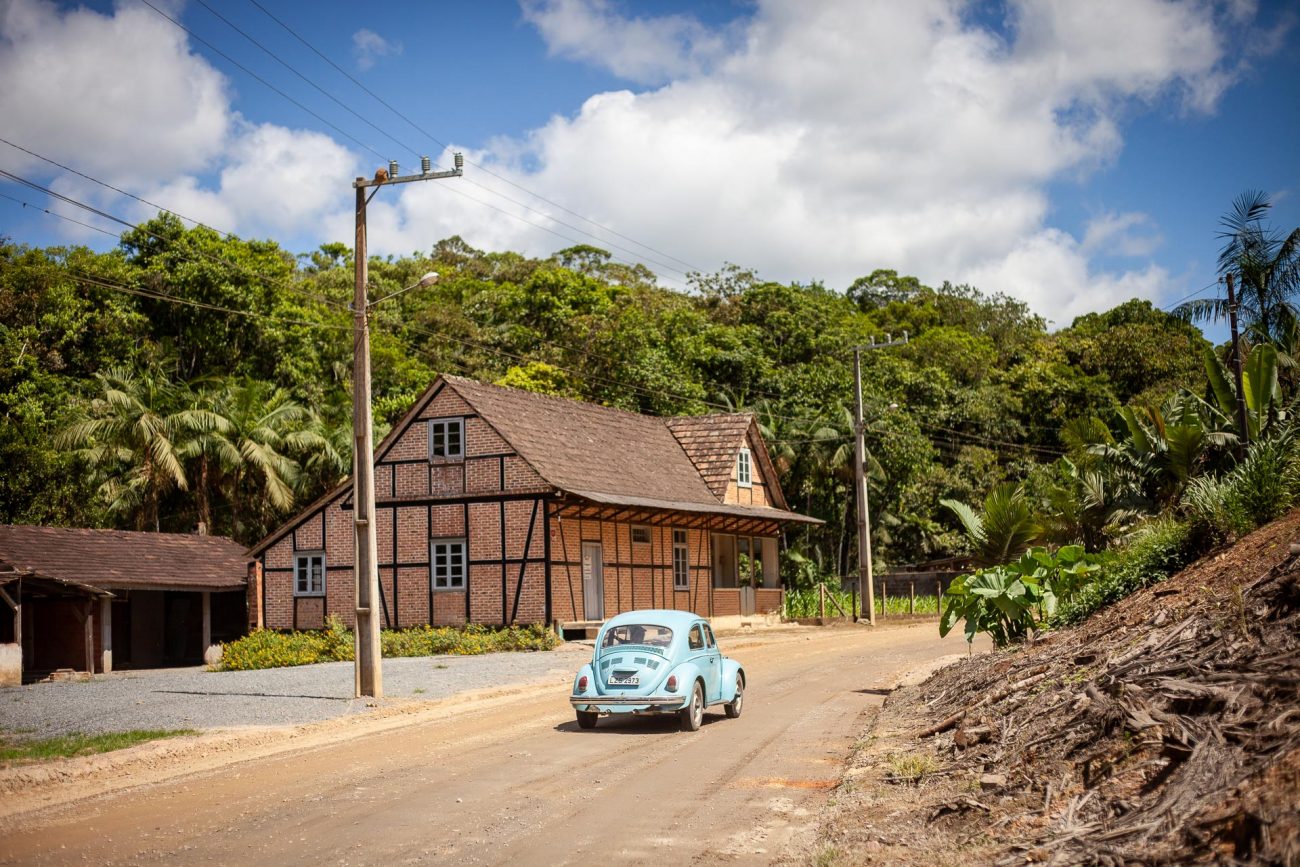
[570,695,684,709]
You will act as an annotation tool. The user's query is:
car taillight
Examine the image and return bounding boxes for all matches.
[577,675,588,692]
[666,675,678,692]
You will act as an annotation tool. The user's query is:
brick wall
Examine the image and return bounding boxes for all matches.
[548,514,721,622]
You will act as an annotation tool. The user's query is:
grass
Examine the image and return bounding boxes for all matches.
[812,845,844,867]
[785,584,942,618]
[886,752,940,783]
[0,729,195,764]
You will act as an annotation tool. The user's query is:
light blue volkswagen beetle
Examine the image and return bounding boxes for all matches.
[569,609,745,731]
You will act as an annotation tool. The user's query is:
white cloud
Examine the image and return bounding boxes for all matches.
[0,0,230,185]
[432,0,1250,312]
[520,0,737,84]
[1082,211,1163,258]
[352,28,402,71]
[0,0,1282,322]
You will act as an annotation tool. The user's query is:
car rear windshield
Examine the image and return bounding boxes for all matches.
[601,624,673,648]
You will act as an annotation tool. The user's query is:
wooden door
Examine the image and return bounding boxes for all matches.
[581,542,604,620]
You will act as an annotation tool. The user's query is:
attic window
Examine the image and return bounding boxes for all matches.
[429,418,464,461]
[737,448,752,488]
[631,526,651,544]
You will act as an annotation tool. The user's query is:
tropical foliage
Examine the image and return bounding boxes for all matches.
[2,192,1297,630]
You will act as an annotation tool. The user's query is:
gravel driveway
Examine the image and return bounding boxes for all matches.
[0,644,590,736]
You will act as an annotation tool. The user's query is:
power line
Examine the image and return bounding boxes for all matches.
[183,1,697,282]
[0,190,121,239]
[0,166,346,312]
[66,270,350,334]
[138,0,390,164]
[190,0,422,162]
[242,0,705,276]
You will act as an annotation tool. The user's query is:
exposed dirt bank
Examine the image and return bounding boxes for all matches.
[811,510,1300,866]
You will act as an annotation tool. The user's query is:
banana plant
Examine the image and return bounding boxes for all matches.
[1203,343,1283,441]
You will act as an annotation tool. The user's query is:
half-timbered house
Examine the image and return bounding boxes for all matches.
[248,375,818,632]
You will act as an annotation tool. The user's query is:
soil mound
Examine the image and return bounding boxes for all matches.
[814,509,1300,866]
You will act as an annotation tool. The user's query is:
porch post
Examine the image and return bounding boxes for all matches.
[100,597,113,674]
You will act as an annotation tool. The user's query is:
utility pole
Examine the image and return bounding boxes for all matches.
[852,332,907,627]
[1224,272,1250,457]
[352,154,462,698]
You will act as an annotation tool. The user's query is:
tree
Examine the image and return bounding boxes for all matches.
[1176,190,1300,342]
[59,366,216,531]
[204,380,313,542]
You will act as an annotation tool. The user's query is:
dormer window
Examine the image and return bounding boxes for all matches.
[429,418,464,461]
[737,447,752,488]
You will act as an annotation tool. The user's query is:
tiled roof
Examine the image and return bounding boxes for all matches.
[444,378,814,524]
[664,414,752,497]
[0,525,249,591]
[445,377,719,506]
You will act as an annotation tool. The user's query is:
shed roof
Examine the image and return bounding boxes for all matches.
[0,525,249,592]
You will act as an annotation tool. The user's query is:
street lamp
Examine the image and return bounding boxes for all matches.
[351,157,461,699]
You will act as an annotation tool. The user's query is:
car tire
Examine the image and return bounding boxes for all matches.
[680,681,704,732]
[724,674,745,719]
[576,710,598,729]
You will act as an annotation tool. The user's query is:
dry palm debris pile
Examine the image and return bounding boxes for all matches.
[821,509,1300,866]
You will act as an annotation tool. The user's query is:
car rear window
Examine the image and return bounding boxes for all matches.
[601,624,673,648]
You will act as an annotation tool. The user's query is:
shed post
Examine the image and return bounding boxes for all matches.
[83,600,94,674]
[202,591,212,652]
[100,597,113,674]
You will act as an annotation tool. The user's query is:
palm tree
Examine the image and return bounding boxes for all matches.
[1093,393,1229,508]
[941,482,1040,566]
[59,366,217,531]
[205,380,312,541]
[1176,190,1300,342]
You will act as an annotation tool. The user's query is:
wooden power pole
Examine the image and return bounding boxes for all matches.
[852,333,907,626]
[1225,272,1250,456]
[352,155,462,698]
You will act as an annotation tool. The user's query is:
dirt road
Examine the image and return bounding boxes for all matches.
[1,623,978,865]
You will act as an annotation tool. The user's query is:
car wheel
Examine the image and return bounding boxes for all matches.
[680,681,704,732]
[576,710,598,729]
[724,674,745,719]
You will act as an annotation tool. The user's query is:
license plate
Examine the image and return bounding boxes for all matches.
[609,673,639,686]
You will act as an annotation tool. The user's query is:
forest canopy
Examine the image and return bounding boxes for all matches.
[0,213,1244,583]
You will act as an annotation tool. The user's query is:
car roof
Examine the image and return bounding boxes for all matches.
[601,609,705,631]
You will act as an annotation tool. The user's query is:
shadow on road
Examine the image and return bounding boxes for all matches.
[152,690,347,701]
[554,714,727,735]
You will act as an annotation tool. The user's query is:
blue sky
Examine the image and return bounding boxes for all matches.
[1,0,1297,329]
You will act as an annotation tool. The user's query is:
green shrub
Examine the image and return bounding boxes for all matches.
[219,618,559,671]
[940,545,1104,646]
[1182,431,1298,545]
[1049,519,1195,627]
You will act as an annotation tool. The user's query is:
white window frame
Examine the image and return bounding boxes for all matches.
[428,417,464,461]
[737,447,752,488]
[294,551,326,597]
[630,525,651,545]
[672,529,689,590]
[431,538,467,590]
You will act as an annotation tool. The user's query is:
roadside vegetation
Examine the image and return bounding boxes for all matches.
[217,618,559,671]
[0,729,194,764]
[937,191,1300,646]
[1,189,1294,636]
